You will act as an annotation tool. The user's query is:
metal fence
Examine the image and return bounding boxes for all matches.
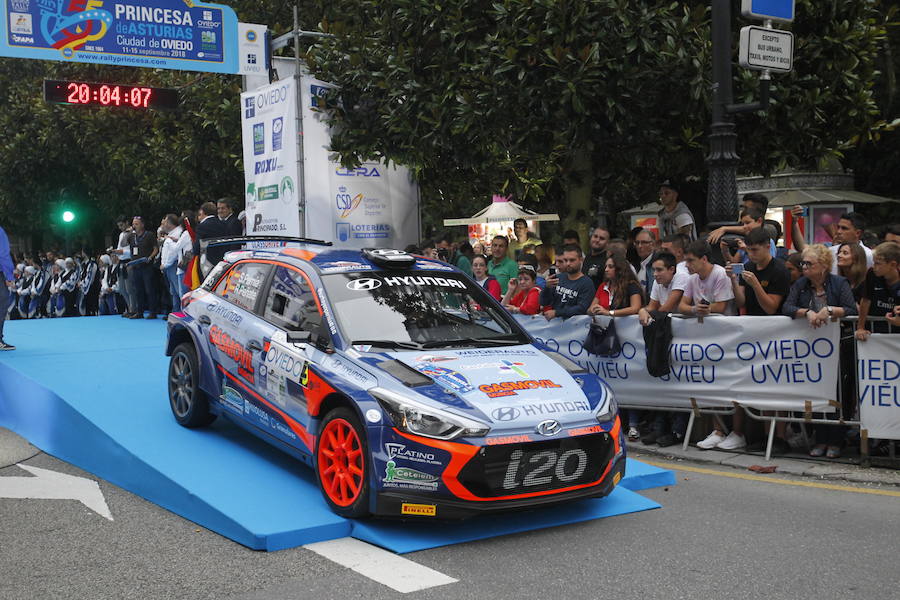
[619,316,897,464]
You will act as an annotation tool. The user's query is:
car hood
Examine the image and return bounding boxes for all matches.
[385,345,601,428]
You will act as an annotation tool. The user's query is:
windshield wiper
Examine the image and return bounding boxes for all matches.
[421,336,522,349]
[351,339,424,350]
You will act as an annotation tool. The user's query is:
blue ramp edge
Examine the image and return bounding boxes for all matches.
[0,318,673,552]
[351,485,660,554]
[619,458,678,491]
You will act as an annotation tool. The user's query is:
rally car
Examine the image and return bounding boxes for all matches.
[165,240,624,519]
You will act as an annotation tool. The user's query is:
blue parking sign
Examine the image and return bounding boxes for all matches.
[741,0,795,23]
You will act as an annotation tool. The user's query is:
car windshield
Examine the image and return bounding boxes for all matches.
[321,271,530,349]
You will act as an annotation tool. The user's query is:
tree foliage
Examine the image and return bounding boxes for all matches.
[307,0,887,233]
[0,0,307,248]
[0,0,891,250]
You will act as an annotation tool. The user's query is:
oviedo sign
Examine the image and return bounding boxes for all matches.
[1,0,243,73]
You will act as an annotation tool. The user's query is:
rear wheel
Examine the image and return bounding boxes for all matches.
[168,342,215,427]
[316,407,371,517]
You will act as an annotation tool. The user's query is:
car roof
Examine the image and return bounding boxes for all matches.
[222,246,459,275]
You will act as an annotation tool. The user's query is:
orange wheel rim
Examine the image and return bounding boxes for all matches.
[318,418,364,506]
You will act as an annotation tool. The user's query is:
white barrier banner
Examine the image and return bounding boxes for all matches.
[241,78,300,236]
[857,334,900,440]
[515,315,840,412]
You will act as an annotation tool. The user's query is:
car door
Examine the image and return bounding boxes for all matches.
[202,260,273,417]
[258,264,331,448]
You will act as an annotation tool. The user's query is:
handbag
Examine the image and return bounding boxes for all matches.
[584,317,621,357]
[178,249,193,271]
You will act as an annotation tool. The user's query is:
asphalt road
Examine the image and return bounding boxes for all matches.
[1,434,898,600]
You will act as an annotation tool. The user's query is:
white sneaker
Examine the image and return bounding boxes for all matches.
[697,430,727,450]
[716,431,747,450]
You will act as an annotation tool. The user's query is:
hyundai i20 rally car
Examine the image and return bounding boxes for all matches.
[166,241,624,519]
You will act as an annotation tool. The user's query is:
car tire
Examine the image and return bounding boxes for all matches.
[168,342,216,428]
[316,407,371,518]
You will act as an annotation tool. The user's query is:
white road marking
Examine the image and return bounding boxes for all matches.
[0,464,113,520]
[304,537,457,593]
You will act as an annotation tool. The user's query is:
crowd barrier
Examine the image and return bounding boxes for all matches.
[514,314,899,463]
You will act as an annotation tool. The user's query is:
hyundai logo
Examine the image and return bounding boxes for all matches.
[535,419,562,436]
[491,407,520,422]
[346,278,382,291]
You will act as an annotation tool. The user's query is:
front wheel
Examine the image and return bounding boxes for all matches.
[316,407,371,518]
[168,342,215,427]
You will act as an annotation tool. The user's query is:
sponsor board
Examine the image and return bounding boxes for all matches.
[209,325,255,384]
[414,364,474,394]
[385,443,443,466]
[322,356,376,389]
[244,398,270,426]
[220,385,244,413]
[265,344,307,381]
[485,434,533,445]
[401,503,436,516]
[318,261,372,273]
[205,301,243,325]
[456,348,538,357]
[383,460,439,490]
[479,379,562,398]
[345,275,466,290]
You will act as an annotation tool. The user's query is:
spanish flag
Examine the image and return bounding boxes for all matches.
[182,217,203,290]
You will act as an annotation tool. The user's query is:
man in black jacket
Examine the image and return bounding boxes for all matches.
[217,198,243,236]
[195,201,226,273]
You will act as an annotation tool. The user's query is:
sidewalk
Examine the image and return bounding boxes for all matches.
[628,439,900,488]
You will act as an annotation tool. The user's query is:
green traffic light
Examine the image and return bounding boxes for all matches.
[62,210,75,223]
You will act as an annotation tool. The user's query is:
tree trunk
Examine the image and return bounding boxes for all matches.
[562,146,594,251]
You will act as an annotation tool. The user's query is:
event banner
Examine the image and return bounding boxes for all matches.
[1,0,239,73]
[242,60,420,246]
[858,334,900,440]
[241,77,300,237]
[515,315,840,412]
[329,161,396,247]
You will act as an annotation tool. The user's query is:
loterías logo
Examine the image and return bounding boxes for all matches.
[36,0,113,57]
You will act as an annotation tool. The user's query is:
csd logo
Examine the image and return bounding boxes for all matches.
[492,407,520,421]
[346,278,382,291]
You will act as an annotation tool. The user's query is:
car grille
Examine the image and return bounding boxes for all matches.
[457,433,613,498]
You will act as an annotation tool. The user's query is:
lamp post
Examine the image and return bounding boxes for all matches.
[706,0,771,228]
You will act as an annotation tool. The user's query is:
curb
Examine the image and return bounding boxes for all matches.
[627,441,900,488]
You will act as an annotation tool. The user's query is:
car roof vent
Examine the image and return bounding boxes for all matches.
[362,248,416,269]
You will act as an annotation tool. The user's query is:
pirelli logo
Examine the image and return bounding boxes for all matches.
[401,503,437,516]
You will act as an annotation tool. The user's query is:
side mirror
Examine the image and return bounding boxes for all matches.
[286,330,312,344]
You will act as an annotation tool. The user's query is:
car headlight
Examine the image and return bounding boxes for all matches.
[371,387,490,440]
[595,383,618,423]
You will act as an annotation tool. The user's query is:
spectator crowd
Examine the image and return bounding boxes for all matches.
[1,199,244,330]
[411,186,900,460]
[2,185,899,461]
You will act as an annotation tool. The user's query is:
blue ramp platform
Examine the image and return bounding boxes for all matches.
[0,318,675,553]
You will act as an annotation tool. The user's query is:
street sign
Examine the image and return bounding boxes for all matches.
[741,0,795,23]
[739,26,794,73]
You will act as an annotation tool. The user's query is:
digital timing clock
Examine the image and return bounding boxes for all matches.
[43,80,179,110]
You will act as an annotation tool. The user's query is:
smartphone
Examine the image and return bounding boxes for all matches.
[548,266,557,277]
[731,263,744,276]
[801,206,810,218]
[700,298,710,306]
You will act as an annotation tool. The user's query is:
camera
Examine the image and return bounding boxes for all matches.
[436,248,450,261]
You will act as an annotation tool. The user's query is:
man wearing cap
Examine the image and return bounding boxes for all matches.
[657,180,697,241]
[0,223,15,349]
